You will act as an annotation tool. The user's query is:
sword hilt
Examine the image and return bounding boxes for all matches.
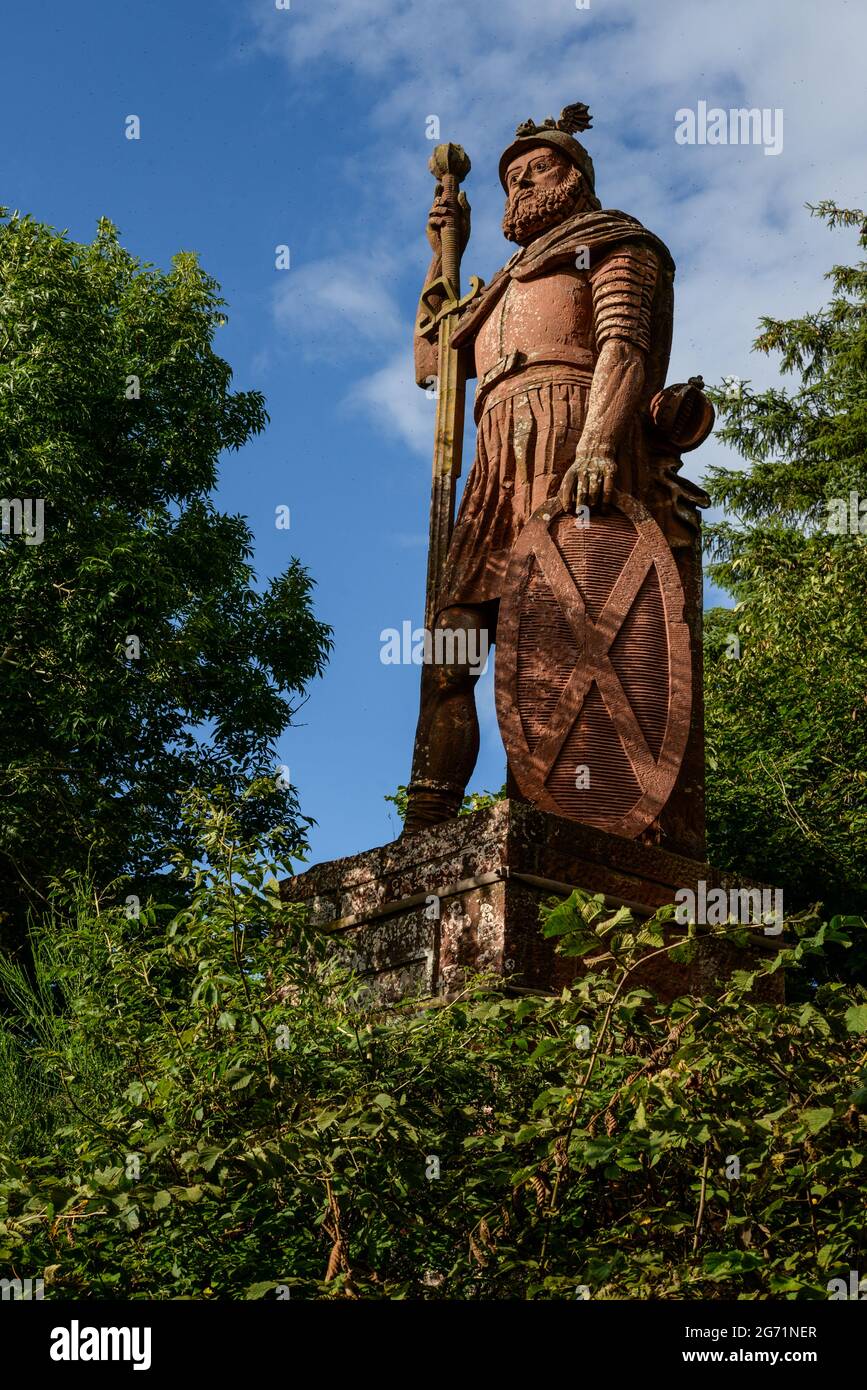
[416,273,485,339]
[428,143,471,291]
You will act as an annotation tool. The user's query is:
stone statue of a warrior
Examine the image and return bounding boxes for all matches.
[404,106,711,854]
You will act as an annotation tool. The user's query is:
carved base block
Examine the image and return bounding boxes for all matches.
[281,800,782,1003]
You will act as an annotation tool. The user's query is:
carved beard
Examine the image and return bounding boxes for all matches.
[502,165,587,245]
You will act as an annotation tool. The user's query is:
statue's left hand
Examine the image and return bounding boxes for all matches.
[559,445,617,511]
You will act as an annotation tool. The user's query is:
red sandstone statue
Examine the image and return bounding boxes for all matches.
[405,106,713,859]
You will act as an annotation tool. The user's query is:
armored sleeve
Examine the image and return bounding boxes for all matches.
[589,241,659,354]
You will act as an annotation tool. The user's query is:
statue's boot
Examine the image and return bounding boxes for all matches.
[403,780,465,833]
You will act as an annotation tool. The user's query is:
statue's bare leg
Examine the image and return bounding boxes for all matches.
[404,604,492,832]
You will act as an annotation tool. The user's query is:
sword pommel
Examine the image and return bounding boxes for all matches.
[428,143,471,183]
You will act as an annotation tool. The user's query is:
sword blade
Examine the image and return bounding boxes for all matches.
[424,308,467,631]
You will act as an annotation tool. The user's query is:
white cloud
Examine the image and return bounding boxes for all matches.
[273,251,405,359]
[345,349,432,455]
[253,0,867,478]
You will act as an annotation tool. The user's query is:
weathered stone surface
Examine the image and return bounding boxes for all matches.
[282,800,782,1002]
[405,106,714,862]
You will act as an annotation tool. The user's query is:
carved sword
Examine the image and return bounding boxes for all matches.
[416,143,483,632]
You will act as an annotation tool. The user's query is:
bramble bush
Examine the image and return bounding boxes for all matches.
[0,788,864,1300]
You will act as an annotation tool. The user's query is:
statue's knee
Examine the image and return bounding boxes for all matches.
[429,606,489,686]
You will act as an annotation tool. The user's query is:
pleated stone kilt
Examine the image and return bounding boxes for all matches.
[438,365,592,613]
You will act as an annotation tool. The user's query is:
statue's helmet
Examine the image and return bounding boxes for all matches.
[498,103,597,196]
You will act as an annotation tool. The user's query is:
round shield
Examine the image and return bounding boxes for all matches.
[495,492,691,837]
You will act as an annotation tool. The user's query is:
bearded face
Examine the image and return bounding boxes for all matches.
[502,155,588,245]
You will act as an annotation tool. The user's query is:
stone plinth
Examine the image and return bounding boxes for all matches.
[281,800,781,1002]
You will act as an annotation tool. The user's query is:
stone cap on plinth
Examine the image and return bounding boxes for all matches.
[282,800,781,1003]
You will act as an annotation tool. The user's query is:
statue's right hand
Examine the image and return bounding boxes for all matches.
[426,191,451,252]
[426,187,471,255]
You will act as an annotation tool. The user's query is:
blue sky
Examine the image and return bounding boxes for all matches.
[3,0,864,868]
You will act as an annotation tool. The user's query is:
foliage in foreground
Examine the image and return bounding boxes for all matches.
[0,793,865,1301]
[385,783,506,826]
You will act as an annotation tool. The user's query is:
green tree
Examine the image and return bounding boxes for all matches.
[0,209,331,939]
[704,203,867,944]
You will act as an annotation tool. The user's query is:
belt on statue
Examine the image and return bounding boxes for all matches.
[474,352,595,420]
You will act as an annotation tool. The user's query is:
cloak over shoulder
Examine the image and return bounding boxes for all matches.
[451,207,675,401]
